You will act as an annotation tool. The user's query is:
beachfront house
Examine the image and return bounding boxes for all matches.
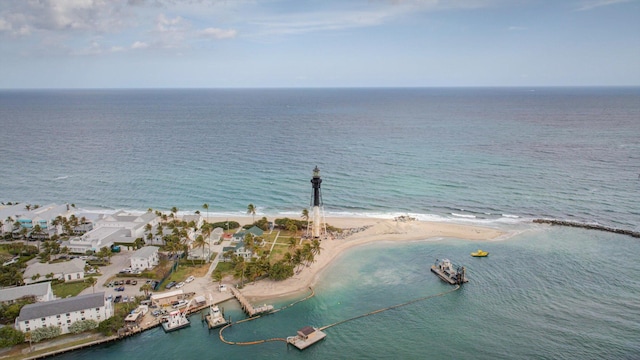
[0,282,55,305]
[221,241,254,261]
[0,203,28,235]
[130,246,159,271]
[23,258,86,285]
[15,292,113,335]
[182,214,204,229]
[231,226,264,242]
[10,203,74,239]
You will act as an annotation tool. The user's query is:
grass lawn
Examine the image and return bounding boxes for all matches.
[52,281,91,298]
[160,262,210,287]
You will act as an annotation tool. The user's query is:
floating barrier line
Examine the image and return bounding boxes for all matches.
[218,287,315,346]
[218,285,460,346]
[318,284,460,331]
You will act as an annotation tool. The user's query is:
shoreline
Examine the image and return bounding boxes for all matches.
[205,215,505,301]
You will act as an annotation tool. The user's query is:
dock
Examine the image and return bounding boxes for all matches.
[229,286,273,317]
[287,326,326,350]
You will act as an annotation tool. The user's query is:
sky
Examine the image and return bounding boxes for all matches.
[0,0,639,88]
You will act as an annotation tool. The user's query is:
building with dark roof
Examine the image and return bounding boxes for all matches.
[15,292,113,335]
[0,282,55,304]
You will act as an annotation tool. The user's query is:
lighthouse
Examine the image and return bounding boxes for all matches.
[309,166,326,239]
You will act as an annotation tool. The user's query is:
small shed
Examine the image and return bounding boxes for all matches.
[297,326,317,340]
[124,311,143,324]
[150,290,184,306]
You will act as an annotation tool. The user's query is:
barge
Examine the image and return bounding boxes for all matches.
[287,326,326,350]
[431,258,468,285]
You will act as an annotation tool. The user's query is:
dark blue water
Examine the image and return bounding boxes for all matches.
[1,88,639,358]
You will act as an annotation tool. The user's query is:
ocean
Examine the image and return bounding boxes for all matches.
[1,87,639,359]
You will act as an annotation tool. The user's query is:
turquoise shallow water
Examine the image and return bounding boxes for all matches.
[52,227,640,359]
[1,88,639,358]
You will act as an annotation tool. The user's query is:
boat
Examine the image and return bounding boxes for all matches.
[430,258,468,285]
[205,304,227,329]
[161,310,190,332]
[471,249,489,257]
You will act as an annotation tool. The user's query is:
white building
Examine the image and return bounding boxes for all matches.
[23,259,86,285]
[15,204,73,234]
[0,204,27,235]
[0,282,55,304]
[65,227,126,254]
[130,246,159,271]
[63,211,159,254]
[15,292,113,335]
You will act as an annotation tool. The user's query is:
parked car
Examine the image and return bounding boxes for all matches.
[175,282,185,289]
[185,276,195,283]
[122,296,129,303]
[165,281,177,289]
[114,295,122,303]
[172,300,188,309]
[125,279,131,285]
[131,280,137,285]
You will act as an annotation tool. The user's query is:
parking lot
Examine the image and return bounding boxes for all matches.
[78,249,150,300]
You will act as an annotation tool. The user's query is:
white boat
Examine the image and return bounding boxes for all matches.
[205,304,227,329]
[162,310,190,332]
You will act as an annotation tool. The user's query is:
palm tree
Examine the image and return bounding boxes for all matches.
[87,276,97,293]
[302,243,315,266]
[202,203,209,222]
[201,223,213,256]
[194,235,206,263]
[311,238,322,256]
[213,270,223,286]
[140,283,153,297]
[171,207,178,223]
[288,237,297,251]
[234,258,247,288]
[247,204,256,223]
[301,209,309,221]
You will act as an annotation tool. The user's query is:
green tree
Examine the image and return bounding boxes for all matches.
[193,235,206,264]
[86,276,97,293]
[288,237,297,251]
[234,257,246,288]
[0,327,25,348]
[140,283,153,297]
[247,203,256,222]
[202,203,209,222]
[311,238,322,256]
[269,260,294,280]
[301,208,309,221]
[213,270,223,286]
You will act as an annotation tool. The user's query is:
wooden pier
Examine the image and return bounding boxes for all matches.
[229,286,273,317]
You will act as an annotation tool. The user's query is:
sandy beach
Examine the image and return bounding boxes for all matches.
[205,215,504,301]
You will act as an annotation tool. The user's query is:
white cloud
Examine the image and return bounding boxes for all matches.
[156,13,186,32]
[131,40,149,49]
[198,27,237,39]
[575,0,632,11]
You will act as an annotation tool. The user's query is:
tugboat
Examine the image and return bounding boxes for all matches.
[205,295,228,329]
[431,258,468,285]
[470,249,489,257]
[162,309,190,332]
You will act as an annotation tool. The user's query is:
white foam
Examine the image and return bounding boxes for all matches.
[451,212,476,219]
